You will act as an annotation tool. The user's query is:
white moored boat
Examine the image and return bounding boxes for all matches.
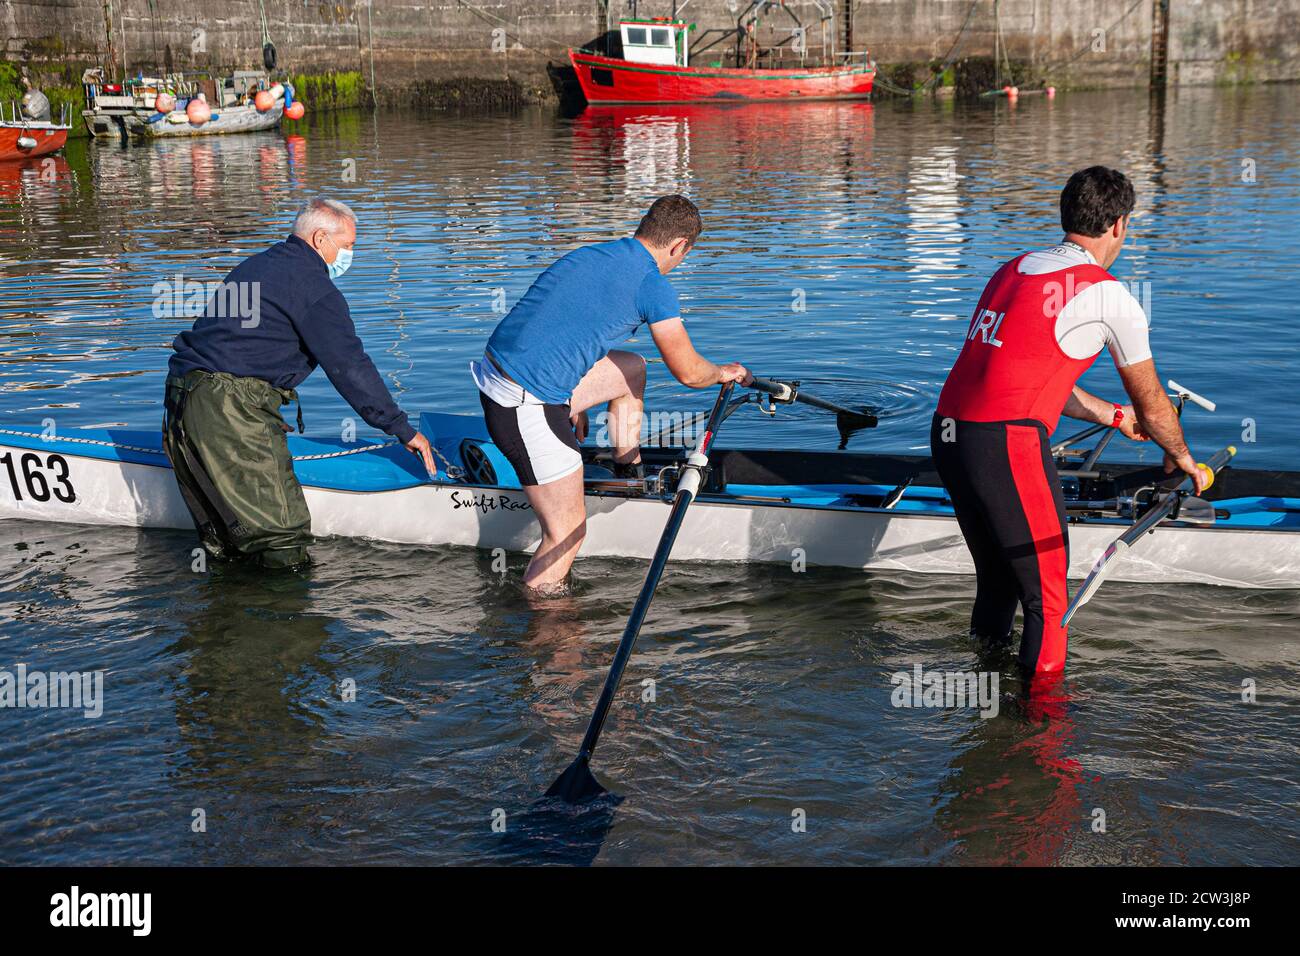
[81,69,290,140]
[2,401,1298,588]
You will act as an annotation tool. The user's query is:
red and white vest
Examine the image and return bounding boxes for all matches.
[936,255,1117,431]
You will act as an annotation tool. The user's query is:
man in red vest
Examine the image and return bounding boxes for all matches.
[932,166,1207,679]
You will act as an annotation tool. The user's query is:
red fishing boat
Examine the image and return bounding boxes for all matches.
[0,99,69,162]
[569,2,874,106]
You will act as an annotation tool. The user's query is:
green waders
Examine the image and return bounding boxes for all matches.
[162,370,312,569]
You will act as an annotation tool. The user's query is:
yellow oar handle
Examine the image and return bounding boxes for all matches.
[1196,462,1214,491]
[1197,445,1238,492]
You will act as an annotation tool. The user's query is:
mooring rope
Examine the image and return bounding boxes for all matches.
[872,0,980,96]
[1037,0,1146,76]
[290,441,398,461]
[453,0,572,57]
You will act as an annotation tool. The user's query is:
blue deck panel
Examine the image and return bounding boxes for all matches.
[292,438,429,491]
[420,411,521,488]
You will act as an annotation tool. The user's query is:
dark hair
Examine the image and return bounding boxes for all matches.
[635,195,702,247]
[1060,166,1135,237]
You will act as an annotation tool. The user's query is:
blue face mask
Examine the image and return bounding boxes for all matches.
[328,246,353,280]
[324,234,353,280]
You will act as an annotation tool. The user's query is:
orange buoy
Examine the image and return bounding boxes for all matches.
[254,90,275,112]
[155,92,176,114]
[284,101,305,120]
[1046,86,1057,98]
[186,96,211,125]
[1008,85,1019,98]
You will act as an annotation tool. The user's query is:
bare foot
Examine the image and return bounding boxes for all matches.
[523,577,575,602]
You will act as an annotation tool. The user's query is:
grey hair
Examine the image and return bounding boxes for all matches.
[292,197,356,239]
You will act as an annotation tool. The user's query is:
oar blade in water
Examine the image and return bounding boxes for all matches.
[545,754,609,804]
[496,793,623,865]
[836,407,879,448]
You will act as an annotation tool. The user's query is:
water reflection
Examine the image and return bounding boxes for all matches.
[168,567,333,783]
[904,144,965,332]
[0,512,1296,863]
[934,661,1085,866]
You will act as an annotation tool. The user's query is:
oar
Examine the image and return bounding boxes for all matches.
[1053,379,1215,457]
[748,376,878,448]
[1050,421,1110,457]
[1061,445,1237,626]
[645,393,753,447]
[546,382,737,804]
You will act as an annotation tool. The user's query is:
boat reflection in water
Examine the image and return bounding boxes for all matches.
[568,101,876,222]
[0,154,75,205]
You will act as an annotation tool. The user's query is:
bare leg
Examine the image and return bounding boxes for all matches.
[521,467,587,594]
[520,351,645,594]
[570,350,646,465]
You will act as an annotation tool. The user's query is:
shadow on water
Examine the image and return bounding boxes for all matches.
[493,792,624,866]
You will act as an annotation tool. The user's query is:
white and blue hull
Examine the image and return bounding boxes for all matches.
[1,413,1298,589]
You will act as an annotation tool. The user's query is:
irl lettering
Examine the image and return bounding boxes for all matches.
[967,309,1005,347]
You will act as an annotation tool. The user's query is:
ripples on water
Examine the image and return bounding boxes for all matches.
[1,88,1298,864]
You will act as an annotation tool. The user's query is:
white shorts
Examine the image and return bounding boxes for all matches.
[471,356,583,486]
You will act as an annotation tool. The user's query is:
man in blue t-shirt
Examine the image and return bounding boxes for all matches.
[471,195,751,595]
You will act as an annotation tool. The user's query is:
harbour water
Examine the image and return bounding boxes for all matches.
[1,86,1298,864]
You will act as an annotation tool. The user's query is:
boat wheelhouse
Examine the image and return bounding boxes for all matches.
[619,18,692,66]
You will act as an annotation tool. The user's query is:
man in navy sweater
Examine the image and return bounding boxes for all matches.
[164,196,434,568]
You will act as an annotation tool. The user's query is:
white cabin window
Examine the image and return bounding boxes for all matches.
[619,21,688,67]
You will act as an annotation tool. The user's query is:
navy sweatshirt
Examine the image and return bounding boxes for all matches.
[168,235,415,443]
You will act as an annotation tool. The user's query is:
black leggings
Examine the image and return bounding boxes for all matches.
[930,415,1071,675]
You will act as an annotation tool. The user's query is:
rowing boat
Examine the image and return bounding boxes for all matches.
[2,397,1297,588]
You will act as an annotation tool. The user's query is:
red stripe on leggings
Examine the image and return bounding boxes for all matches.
[1005,424,1069,672]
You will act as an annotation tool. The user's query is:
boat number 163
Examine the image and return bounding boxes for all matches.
[0,452,76,503]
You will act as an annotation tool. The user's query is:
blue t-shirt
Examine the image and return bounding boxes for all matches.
[485,237,681,404]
